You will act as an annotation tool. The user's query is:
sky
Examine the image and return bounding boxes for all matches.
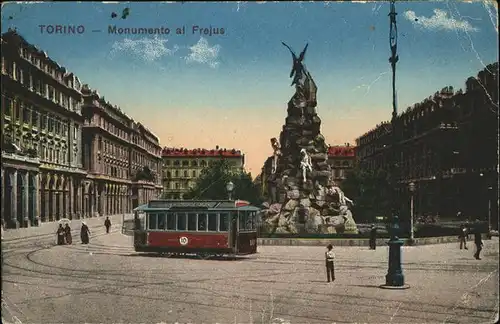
[1,1,498,175]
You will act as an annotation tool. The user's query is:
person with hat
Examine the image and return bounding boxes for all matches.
[325,244,335,283]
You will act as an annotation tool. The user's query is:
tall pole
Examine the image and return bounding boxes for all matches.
[410,182,415,241]
[381,0,408,289]
[410,194,414,240]
[389,0,399,218]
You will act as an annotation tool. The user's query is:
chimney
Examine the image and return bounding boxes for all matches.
[216,145,219,150]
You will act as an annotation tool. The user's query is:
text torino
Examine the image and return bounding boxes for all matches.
[39,25,85,34]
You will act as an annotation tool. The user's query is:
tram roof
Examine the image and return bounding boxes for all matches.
[133,200,260,212]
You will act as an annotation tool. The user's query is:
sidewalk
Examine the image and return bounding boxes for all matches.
[2,214,129,241]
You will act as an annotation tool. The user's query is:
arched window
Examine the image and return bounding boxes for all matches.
[192,170,197,177]
[175,170,179,177]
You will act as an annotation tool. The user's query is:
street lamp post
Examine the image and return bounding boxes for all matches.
[409,182,416,243]
[226,181,234,201]
[381,0,409,289]
[488,186,492,236]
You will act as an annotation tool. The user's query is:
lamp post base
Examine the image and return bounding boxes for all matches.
[383,236,408,288]
[379,284,410,290]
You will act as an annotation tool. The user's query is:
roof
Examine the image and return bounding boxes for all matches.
[133,200,260,212]
[328,146,355,157]
[162,147,243,157]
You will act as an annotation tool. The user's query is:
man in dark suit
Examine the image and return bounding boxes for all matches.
[473,219,484,260]
[369,224,377,250]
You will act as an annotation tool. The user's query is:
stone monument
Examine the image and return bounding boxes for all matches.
[261,43,358,234]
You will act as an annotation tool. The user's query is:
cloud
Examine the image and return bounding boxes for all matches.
[185,37,221,68]
[110,35,179,62]
[404,8,479,32]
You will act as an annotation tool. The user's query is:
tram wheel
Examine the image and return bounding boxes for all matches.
[198,253,212,260]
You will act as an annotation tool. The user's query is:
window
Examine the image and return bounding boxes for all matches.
[173,160,180,166]
[48,86,54,100]
[207,213,217,231]
[166,213,176,230]
[247,212,255,230]
[148,214,157,230]
[184,170,188,177]
[14,101,20,121]
[182,160,189,166]
[175,170,179,177]
[191,160,198,167]
[219,213,229,231]
[32,111,39,127]
[239,213,247,231]
[5,98,12,116]
[165,160,171,166]
[197,213,207,231]
[74,124,78,140]
[48,117,54,132]
[22,106,30,124]
[187,213,197,231]
[176,213,186,231]
[157,213,166,230]
[192,170,197,177]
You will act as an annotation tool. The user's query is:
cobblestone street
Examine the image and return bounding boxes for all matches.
[2,230,498,323]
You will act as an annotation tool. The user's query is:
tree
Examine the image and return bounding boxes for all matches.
[341,167,392,223]
[184,159,264,206]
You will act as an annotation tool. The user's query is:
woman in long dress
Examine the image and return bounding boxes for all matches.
[80,221,90,244]
[64,224,72,244]
[56,224,66,245]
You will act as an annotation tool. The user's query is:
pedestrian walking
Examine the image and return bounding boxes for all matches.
[80,221,90,244]
[473,219,483,260]
[64,223,72,245]
[459,223,468,250]
[104,217,111,234]
[56,224,66,245]
[369,224,377,250]
[325,244,335,283]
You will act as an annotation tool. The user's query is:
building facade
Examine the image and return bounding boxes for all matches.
[81,85,163,214]
[327,144,356,185]
[162,146,245,199]
[1,30,163,228]
[2,29,86,228]
[355,63,498,225]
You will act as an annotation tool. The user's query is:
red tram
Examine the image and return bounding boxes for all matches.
[133,199,259,259]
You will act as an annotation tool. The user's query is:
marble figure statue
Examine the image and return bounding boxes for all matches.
[300,148,313,183]
[270,137,282,174]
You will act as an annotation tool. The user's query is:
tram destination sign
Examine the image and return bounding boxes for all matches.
[148,201,218,209]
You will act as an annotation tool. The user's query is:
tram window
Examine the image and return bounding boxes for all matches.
[246,213,253,230]
[239,213,247,231]
[207,213,217,231]
[166,213,176,230]
[157,213,166,230]
[219,213,229,232]
[177,213,187,231]
[187,213,197,231]
[197,213,207,231]
[148,213,157,230]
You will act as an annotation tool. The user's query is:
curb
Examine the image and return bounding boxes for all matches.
[257,234,491,247]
